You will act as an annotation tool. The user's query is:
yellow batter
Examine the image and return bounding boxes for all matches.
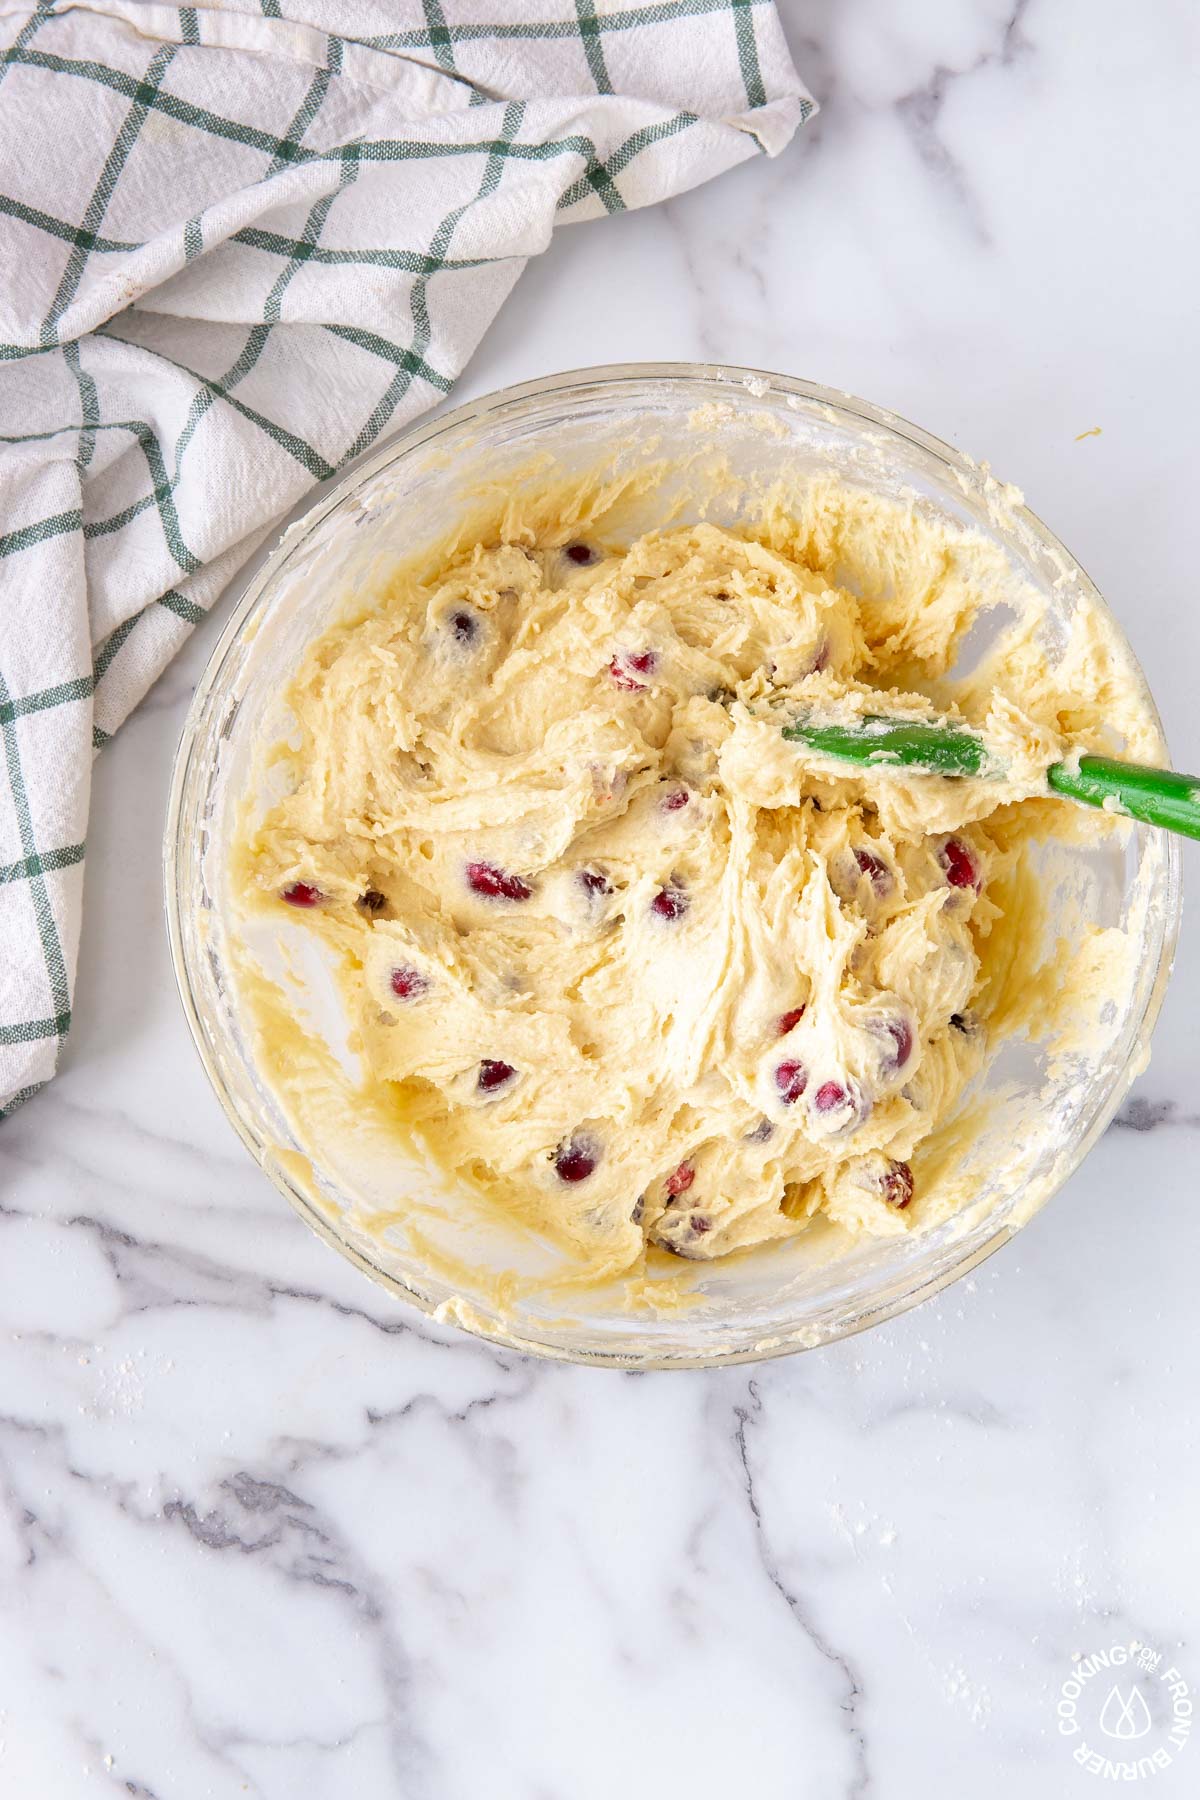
[232,469,1157,1281]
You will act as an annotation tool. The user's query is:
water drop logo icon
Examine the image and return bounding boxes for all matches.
[1098,1683,1153,1741]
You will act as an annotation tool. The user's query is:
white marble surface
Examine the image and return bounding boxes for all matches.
[3,2,1199,1794]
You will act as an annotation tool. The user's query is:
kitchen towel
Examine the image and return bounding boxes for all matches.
[0,0,812,1115]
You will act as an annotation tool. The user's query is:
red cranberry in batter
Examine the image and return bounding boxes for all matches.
[854,847,893,897]
[882,1017,914,1070]
[813,1080,870,1131]
[651,884,688,921]
[281,882,323,907]
[882,1160,914,1209]
[389,966,428,1000]
[610,650,657,691]
[466,861,532,901]
[775,1060,808,1104]
[940,838,980,890]
[478,1059,516,1093]
[555,1135,599,1182]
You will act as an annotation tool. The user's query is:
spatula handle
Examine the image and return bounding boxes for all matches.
[1047,755,1200,840]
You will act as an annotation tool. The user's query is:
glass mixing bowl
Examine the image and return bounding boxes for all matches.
[165,364,1181,1367]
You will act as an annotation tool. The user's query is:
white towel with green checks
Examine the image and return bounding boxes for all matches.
[0,0,811,1116]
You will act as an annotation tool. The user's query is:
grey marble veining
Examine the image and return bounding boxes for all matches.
[2,2,1198,1795]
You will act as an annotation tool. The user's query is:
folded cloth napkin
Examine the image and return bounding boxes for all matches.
[0,0,812,1115]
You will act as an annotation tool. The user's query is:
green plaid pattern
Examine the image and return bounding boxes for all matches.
[0,0,811,1115]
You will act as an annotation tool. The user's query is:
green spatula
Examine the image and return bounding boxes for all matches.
[781,715,1200,842]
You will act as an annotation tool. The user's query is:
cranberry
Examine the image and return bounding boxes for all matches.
[881,1159,914,1209]
[814,1080,849,1113]
[357,889,387,913]
[610,649,657,691]
[665,1161,695,1198]
[661,788,690,812]
[651,884,688,921]
[281,882,323,907]
[658,1231,712,1260]
[746,1117,775,1143]
[940,838,980,890]
[449,609,478,644]
[854,847,893,897]
[808,637,831,675]
[389,966,428,1000]
[478,1059,516,1092]
[466,861,532,901]
[578,868,612,898]
[565,541,597,565]
[774,1060,808,1104]
[555,1135,598,1182]
[777,1006,806,1036]
[883,1018,914,1069]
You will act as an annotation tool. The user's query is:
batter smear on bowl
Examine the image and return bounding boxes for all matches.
[232,472,1158,1277]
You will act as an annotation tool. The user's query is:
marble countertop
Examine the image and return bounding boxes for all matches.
[3,3,1198,1795]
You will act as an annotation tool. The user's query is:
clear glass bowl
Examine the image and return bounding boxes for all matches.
[165,365,1181,1368]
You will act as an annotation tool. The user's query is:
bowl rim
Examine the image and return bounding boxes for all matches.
[163,360,1183,1369]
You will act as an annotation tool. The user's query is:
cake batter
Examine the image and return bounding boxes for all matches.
[233,472,1155,1276]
